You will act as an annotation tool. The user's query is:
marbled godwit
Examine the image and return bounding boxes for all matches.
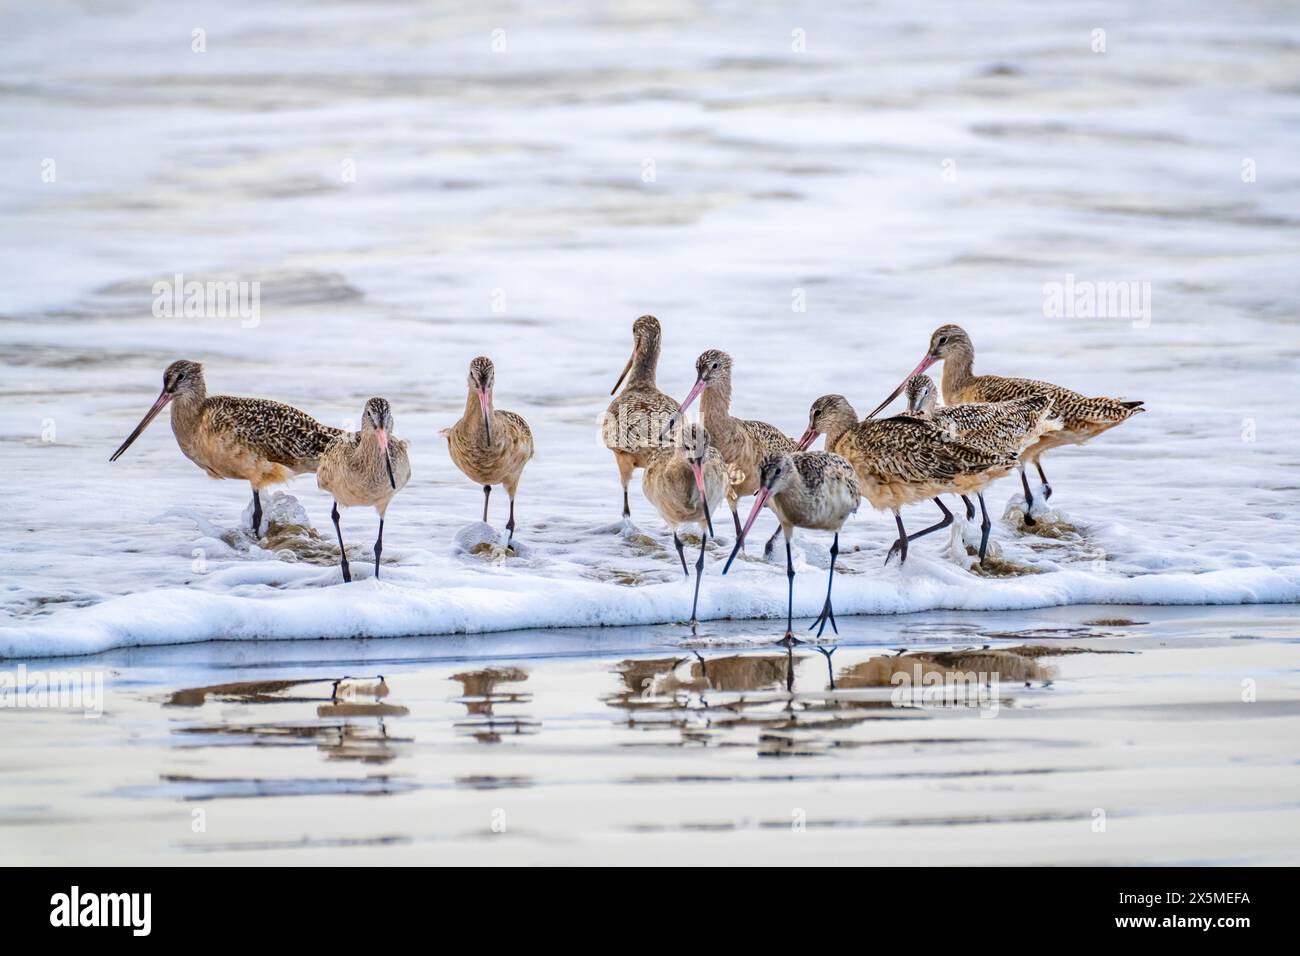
[723,451,860,643]
[642,423,730,630]
[442,356,534,546]
[799,395,1016,564]
[108,360,341,534]
[317,397,411,583]
[602,315,681,519]
[867,324,1145,524]
[903,374,1062,560]
[663,349,794,555]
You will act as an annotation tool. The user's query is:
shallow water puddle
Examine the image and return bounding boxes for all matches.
[2,604,1297,864]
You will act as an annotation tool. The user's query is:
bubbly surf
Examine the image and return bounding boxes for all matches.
[2,0,1298,658]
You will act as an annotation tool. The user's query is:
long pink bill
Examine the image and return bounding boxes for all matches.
[478,388,493,445]
[865,353,937,420]
[376,428,396,489]
[109,389,172,462]
[690,460,715,539]
[660,376,706,442]
[796,426,818,451]
[722,487,771,575]
[610,352,635,395]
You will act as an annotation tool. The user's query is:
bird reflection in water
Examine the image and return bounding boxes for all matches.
[165,674,410,765]
[450,667,538,743]
[607,645,1055,756]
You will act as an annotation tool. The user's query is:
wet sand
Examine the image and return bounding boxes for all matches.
[3,604,1298,866]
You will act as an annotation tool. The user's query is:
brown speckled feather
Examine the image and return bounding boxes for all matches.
[205,396,342,469]
[813,399,1016,510]
[950,376,1143,430]
[904,377,1061,457]
[741,418,796,456]
[833,417,1011,486]
[693,353,797,501]
[146,362,342,489]
[603,383,680,459]
[791,451,859,500]
[760,450,861,534]
[445,407,534,488]
[923,324,1144,468]
[603,315,680,465]
[444,357,535,498]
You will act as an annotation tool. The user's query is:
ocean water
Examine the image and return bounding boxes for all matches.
[2,0,1298,657]
[4,606,1299,865]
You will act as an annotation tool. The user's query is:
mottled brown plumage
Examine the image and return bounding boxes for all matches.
[317,397,412,582]
[442,356,534,545]
[754,452,862,535]
[806,396,1015,510]
[602,315,681,518]
[802,395,1015,564]
[666,350,797,549]
[642,424,732,629]
[927,325,1143,459]
[642,424,730,536]
[108,359,342,534]
[726,450,861,642]
[903,374,1062,560]
[904,374,1062,458]
[908,324,1145,521]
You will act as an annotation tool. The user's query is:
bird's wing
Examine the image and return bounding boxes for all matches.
[208,397,343,466]
[740,418,797,452]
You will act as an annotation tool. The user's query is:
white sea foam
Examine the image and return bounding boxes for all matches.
[1,0,1297,657]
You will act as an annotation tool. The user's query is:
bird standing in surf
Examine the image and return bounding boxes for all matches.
[316,397,411,583]
[664,350,794,555]
[109,360,341,535]
[641,423,730,630]
[800,395,1016,564]
[867,324,1145,524]
[724,450,860,644]
[602,315,681,520]
[443,356,534,547]
[902,374,1062,560]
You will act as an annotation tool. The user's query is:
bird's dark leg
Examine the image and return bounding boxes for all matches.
[763,526,782,561]
[961,494,976,521]
[1035,460,1052,500]
[977,493,992,562]
[331,501,351,583]
[888,510,909,565]
[250,488,262,536]
[809,531,840,637]
[1019,465,1038,526]
[816,645,837,689]
[622,487,631,518]
[506,496,516,546]
[887,499,952,563]
[482,485,491,523]
[731,505,744,550]
[373,518,384,579]
[673,531,688,578]
[776,537,803,646]
[689,526,706,632]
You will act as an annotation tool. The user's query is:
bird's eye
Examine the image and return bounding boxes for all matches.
[938,336,948,345]
[711,362,719,370]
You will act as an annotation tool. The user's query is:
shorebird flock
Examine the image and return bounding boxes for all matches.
[108,318,1143,642]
